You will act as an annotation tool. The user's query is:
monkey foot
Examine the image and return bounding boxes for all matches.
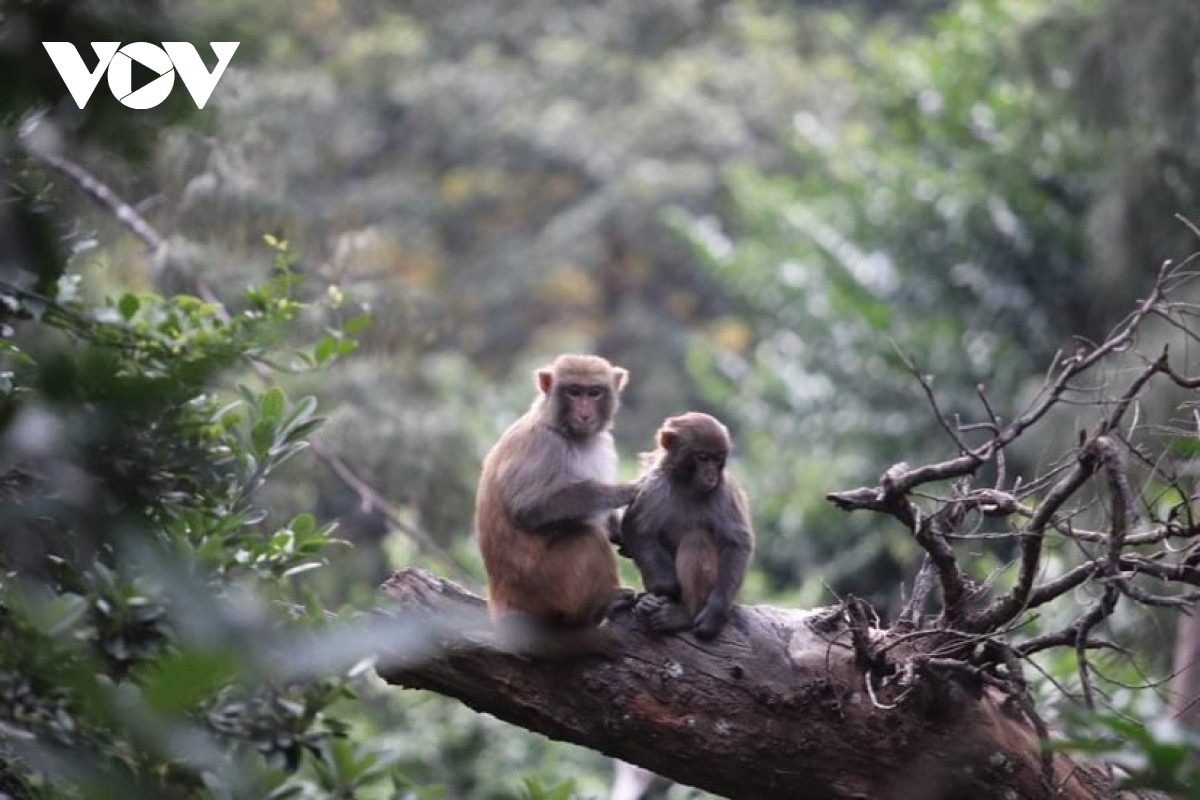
[606,587,639,617]
[634,593,692,633]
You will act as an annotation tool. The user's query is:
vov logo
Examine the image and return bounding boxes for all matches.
[42,42,239,110]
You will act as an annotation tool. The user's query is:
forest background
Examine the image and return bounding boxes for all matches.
[3,0,1200,797]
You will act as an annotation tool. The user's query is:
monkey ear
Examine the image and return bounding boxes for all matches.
[535,369,554,394]
[612,367,629,392]
[658,429,678,450]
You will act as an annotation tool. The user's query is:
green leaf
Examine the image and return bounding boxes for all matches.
[197,533,226,562]
[343,312,373,334]
[287,418,325,441]
[314,336,337,365]
[1169,436,1200,456]
[139,648,239,714]
[260,386,286,423]
[251,419,277,454]
[282,395,318,433]
[290,513,316,538]
[118,293,141,320]
[331,738,356,782]
[28,592,89,636]
[267,441,310,472]
[270,530,295,552]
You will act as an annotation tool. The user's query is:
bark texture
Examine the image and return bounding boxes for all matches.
[377,569,1117,800]
[1170,601,1200,729]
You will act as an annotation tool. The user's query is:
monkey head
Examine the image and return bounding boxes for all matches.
[535,354,629,439]
[657,412,731,493]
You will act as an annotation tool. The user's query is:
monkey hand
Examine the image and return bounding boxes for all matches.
[607,516,627,551]
[615,481,641,506]
[634,593,692,634]
[692,601,730,641]
[643,575,681,600]
[634,592,667,621]
[606,587,638,617]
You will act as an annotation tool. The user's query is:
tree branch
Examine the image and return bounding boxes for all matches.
[376,569,1118,800]
[20,119,166,253]
[967,438,1107,633]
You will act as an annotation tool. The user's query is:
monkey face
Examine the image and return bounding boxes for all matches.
[691,451,726,493]
[534,355,627,440]
[657,413,733,494]
[663,447,726,493]
[559,383,611,437]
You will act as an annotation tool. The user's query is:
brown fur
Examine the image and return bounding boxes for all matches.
[475,354,636,655]
[676,528,719,620]
[619,412,754,640]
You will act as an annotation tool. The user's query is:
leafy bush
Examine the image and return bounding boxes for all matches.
[0,249,427,798]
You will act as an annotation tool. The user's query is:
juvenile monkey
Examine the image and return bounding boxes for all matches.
[475,354,638,656]
[618,412,753,640]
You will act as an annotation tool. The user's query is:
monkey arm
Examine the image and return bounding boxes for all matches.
[626,534,680,598]
[511,480,638,531]
[619,504,681,598]
[607,512,625,550]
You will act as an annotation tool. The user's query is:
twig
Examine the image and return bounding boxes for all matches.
[915,496,970,623]
[1076,589,1119,711]
[967,438,1106,633]
[308,436,474,583]
[843,595,877,672]
[20,123,166,253]
[897,346,970,454]
[895,555,935,632]
[828,260,1175,526]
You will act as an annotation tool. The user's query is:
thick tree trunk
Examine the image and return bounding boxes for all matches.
[377,569,1118,800]
[1170,602,1200,728]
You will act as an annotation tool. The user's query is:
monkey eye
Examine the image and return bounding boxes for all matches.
[586,386,605,399]
[565,386,582,398]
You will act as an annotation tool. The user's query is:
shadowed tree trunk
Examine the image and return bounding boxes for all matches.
[1170,486,1200,729]
[1170,604,1200,729]
[377,569,1119,800]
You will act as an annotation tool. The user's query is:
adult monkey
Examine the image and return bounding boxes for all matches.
[475,354,638,656]
[618,412,754,640]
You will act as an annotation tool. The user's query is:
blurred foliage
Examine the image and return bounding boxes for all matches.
[5,0,1200,795]
[1058,713,1200,797]
[678,0,1200,612]
[0,257,415,796]
[680,0,1200,785]
[0,0,196,160]
[675,0,1096,607]
[0,4,427,797]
